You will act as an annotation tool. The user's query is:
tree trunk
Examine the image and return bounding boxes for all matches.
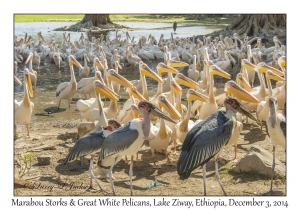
[80,14,112,26]
[225,14,286,37]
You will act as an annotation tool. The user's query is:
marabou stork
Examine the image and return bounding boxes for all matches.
[177,80,258,196]
[96,100,177,196]
[265,97,286,195]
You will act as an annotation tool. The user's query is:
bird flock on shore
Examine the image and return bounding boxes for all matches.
[14,29,286,196]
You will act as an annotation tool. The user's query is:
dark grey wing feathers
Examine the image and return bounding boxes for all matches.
[98,121,139,161]
[177,111,233,179]
[64,127,105,163]
[280,119,286,137]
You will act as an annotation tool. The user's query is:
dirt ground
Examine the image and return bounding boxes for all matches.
[14,100,286,197]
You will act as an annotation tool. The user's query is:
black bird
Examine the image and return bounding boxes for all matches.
[177,83,258,196]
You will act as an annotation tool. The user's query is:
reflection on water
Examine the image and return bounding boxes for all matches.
[14,22,225,122]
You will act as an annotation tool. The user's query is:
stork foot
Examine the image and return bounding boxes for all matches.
[263,190,274,196]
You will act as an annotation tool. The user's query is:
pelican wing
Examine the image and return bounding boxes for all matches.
[56,82,69,97]
[77,77,93,89]
[98,121,139,161]
[14,100,21,112]
[64,127,106,163]
[177,111,233,179]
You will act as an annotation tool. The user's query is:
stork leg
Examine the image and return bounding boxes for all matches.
[88,155,107,194]
[269,146,276,195]
[68,99,71,108]
[14,124,18,139]
[108,154,119,195]
[202,164,207,196]
[215,159,227,196]
[129,155,134,196]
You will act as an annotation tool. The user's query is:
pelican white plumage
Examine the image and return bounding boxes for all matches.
[25,52,38,89]
[79,54,90,78]
[175,89,208,144]
[149,94,182,168]
[77,58,103,98]
[14,69,34,137]
[56,55,83,109]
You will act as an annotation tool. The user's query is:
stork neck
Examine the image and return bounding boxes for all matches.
[224,108,236,120]
[141,109,151,138]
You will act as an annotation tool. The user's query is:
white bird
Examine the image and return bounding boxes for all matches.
[14,69,34,137]
[77,58,103,98]
[56,55,83,109]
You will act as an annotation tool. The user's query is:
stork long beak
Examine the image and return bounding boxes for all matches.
[107,70,134,89]
[157,62,179,76]
[158,97,182,121]
[24,70,33,97]
[14,76,22,86]
[93,80,120,101]
[257,62,285,77]
[226,80,259,103]
[175,73,199,89]
[167,60,189,68]
[241,59,256,71]
[187,89,209,103]
[145,101,177,124]
[25,53,33,64]
[236,73,251,91]
[140,62,164,83]
[236,102,257,122]
[210,65,231,79]
[69,55,83,69]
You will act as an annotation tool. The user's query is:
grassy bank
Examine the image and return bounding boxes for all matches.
[14,14,237,25]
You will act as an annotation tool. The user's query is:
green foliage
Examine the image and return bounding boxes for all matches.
[18,151,37,177]
[14,14,237,24]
